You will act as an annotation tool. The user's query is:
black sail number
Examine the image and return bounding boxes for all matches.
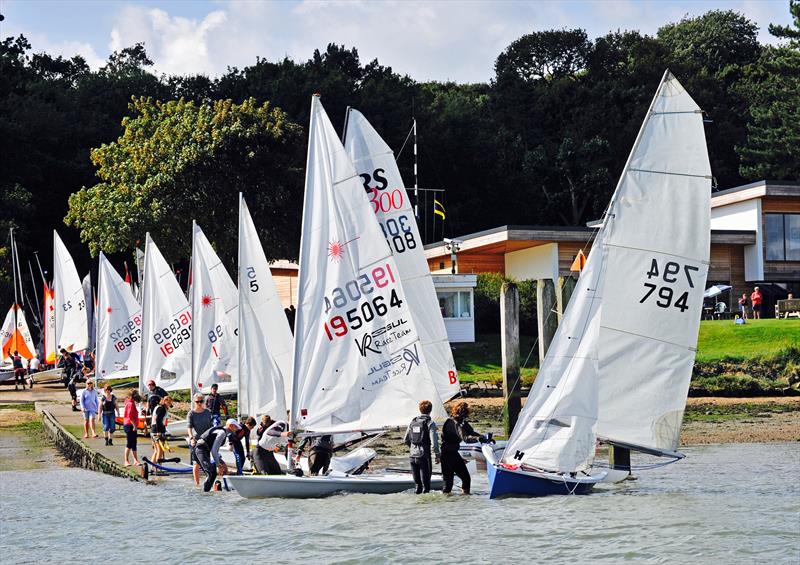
[640,258,698,313]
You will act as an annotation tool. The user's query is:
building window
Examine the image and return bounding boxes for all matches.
[765,213,800,261]
[437,290,473,319]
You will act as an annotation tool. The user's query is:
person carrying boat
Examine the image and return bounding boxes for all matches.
[187,393,213,487]
[227,416,257,475]
[27,354,40,388]
[204,383,229,427]
[440,401,490,495]
[403,400,440,494]
[253,415,290,475]
[297,433,335,476]
[195,419,238,492]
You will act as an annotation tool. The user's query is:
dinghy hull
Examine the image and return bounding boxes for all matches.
[225,473,443,499]
[483,445,602,498]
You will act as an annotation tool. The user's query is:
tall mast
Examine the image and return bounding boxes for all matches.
[10,229,19,353]
[413,118,419,220]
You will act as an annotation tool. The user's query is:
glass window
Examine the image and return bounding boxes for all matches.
[437,290,473,319]
[765,214,785,261]
[459,292,472,318]
[787,215,800,261]
[438,292,457,318]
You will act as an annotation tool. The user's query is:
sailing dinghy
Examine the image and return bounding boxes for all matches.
[484,71,711,497]
[226,95,446,498]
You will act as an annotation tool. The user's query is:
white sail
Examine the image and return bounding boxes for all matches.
[97,253,141,380]
[501,71,710,471]
[1,305,36,361]
[344,109,460,403]
[238,195,294,419]
[191,222,239,394]
[44,284,56,364]
[53,231,88,352]
[139,234,192,391]
[596,71,710,453]
[291,96,444,434]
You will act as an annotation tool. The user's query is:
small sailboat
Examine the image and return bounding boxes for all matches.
[226,95,445,498]
[484,71,711,497]
[96,252,142,381]
[139,234,192,391]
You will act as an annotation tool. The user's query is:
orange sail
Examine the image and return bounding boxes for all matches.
[1,305,35,360]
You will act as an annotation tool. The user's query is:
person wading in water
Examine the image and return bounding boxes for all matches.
[440,402,491,495]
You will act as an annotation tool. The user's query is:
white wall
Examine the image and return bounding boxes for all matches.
[444,318,474,343]
[504,243,559,281]
[711,199,763,280]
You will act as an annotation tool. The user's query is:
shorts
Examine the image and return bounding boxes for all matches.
[102,413,116,432]
[123,424,137,450]
[83,410,97,420]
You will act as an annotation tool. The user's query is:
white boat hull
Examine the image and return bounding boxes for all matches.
[30,368,64,384]
[225,472,443,498]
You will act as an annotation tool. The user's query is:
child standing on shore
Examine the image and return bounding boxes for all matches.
[100,385,119,446]
[80,379,99,439]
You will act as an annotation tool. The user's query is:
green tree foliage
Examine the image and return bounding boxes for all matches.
[736,2,800,180]
[66,97,304,263]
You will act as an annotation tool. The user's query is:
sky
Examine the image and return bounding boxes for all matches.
[0,0,793,83]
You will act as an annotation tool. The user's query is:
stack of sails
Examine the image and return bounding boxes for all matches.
[501,71,711,472]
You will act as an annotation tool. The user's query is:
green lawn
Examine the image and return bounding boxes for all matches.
[696,319,800,362]
[454,319,800,385]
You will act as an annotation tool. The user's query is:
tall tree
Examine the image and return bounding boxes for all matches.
[66,97,304,263]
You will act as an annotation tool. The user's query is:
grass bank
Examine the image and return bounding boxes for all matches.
[453,319,800,395]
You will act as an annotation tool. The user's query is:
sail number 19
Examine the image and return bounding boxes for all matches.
[639,258,698,313]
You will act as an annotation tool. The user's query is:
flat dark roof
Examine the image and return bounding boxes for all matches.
[711,180,800,199]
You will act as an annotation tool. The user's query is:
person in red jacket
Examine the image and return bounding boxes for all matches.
[750,286,763,319]
[123,389,142,467]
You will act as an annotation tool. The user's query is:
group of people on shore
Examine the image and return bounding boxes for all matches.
[8,350,40,390]
[75,376,489,495]
[737,286,765,321]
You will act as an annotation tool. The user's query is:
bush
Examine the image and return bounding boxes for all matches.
[474,273,538,335]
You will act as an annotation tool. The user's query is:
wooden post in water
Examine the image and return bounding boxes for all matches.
[557,275,577,321]
[501,282,521,436]
[609,445,631,474]
[537,278,558,361]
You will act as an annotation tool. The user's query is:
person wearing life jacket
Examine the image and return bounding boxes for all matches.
[298,434,335,476]
[254,416,291,475]
[227,416,257,475]
[194,418,238,492]
[11,351,25,390]
[403,400,440,495]
[150,395,173,464]
[440,401,491,495]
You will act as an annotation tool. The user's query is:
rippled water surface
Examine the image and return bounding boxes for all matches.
[1,443,798,564]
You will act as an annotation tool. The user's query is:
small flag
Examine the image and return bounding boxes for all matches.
[570,249,587,272]
[124,261,132,286]
[433,199,446,220]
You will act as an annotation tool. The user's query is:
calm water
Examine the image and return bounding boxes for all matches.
[1,443,798,564]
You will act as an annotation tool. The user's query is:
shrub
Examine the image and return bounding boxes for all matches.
[474,273,538,335]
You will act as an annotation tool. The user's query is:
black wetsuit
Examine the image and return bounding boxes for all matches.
[301,435,334,476]
[440,417,479,494]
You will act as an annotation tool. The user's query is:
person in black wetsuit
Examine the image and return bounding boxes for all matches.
[195,419,239,492]
[227,416,256,475]
[440,401,491,495]
[60,348,82,411]
[253,415,289,475]
[403,400,440,494]
[298,434,335,476]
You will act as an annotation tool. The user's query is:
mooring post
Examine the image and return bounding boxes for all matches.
[501,282,521,436]
[557,275,577,321]
[537,278,558,362]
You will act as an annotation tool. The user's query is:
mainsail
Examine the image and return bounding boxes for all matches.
[238,195,294,419]
[1,305,36,361]
[191,222,239,394]
[97,252,141,380]
[291,96,444,434]
[82,274,96,351]
[501,71,710,471]
[53,231,89,353]
[139,234,192,391]
[343,109,460,403]
[44,283,56,364]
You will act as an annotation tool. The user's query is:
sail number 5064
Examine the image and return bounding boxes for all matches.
[639,258,698,313]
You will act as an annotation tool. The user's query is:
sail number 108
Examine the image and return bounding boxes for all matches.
[639,258,699,313]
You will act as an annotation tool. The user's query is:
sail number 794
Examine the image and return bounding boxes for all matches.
[639,258,698,313]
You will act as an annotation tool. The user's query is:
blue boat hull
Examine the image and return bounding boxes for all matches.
[487,462,596,498]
